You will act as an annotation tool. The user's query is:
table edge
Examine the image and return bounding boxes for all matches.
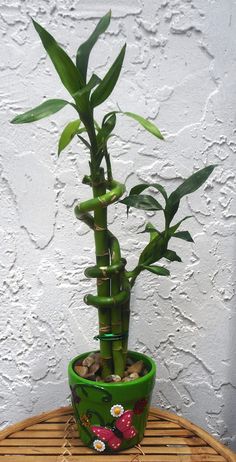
[0,406,235,462]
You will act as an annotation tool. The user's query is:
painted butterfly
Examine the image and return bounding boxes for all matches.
[91,410,137,451]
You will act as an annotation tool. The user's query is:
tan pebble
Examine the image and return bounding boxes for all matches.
[91,352,101,363]
[124,370,129,377]
[87,362,100,376]
[82,356,95,368]
[129,372,139,380]
[112,375,121,382]
[122,377,132,382]
[104,375,114,383]
[127,360,144,374]
[96,376,102,382]
[75,365,88,377]
[86,375,96,381]
[105,374,121,383]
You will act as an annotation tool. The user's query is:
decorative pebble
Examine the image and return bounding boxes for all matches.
[129,372,139,380]
[104,375,114,383]
[112,375,122,382]
[74,353,148,381]
[105,374,121,383]
[91,352,101,364]
[74,365,88,377]
[82,356,95,368]
[127,360,144,374]
[87,362,100,376]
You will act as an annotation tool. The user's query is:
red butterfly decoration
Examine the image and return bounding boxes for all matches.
[91,410,137,451]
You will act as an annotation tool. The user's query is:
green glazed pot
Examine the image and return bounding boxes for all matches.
[68,350,156,453]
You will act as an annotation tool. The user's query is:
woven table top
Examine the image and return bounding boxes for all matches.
[0,406,235,462]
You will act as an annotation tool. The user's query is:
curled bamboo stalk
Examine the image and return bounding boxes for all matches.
[75,175,130,377]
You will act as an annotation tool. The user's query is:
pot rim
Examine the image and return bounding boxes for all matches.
[68,350,156,388]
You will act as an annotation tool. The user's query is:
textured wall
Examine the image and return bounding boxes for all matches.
[1,0,236,450]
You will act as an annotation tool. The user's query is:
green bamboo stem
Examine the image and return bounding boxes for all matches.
[92,172,113,378]
[121,274,131,366]
[74,162,128,377]
[77,179,125,213]
[109,234,125,377]
[84,289,129,308]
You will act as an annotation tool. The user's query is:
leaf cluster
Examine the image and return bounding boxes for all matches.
[120,165,216,283]
[11,11,163,166]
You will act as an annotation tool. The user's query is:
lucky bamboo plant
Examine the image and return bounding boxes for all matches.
[11,11,215,380]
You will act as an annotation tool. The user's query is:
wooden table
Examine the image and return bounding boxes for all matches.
[0,406,235,462]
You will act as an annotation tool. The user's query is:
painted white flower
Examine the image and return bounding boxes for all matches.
[93,439,105,452]
[110,404,124,418]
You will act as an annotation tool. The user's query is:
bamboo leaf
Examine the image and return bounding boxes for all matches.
[97,113,116,147]
[124,112,164,140]
[73,74,101,99]
[58,119,81,155]
[102,111,164,141]
[11,99,69,124]
[139,234,167,266]
[130,183,168,202]
[142,265,170,276]
[32,18,84,96]
[165,165,216,225]
[90,44,126,108]
[138,222,160,235]
[120,194,163,211]
[138,222,160,242]
[164,249,182,262]
[173,231,194,242]
[76,11,111,80]
[168,216,192,234]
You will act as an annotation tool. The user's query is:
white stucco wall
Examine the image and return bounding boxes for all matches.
[1,0,236,450]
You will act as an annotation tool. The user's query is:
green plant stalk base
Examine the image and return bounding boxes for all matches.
[68,350,156,453]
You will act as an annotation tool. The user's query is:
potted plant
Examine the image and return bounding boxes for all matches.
[11,11,216,454]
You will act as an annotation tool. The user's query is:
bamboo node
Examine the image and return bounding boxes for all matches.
[94,224,107,231]
[99,325,111,333]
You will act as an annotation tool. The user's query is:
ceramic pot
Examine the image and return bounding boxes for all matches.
[68,350,156,453]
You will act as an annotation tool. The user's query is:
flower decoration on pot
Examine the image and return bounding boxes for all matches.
[11,10,216,452]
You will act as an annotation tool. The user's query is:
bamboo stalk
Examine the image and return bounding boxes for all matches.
[121,274,131,365]
[109,234,125,377]
[92,169,112,377]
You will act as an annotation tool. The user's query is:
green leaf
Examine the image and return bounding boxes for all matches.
[76,11,111,81]
[165,165,216,225]
[11,99,69,124]
[168,216,192,234]
[124,112,164,140]
[138,222,159,243]
[90,44,126,108]
[170,165,216,204]
[142,265,170,276]
[138,222,160,234]
[32,18,84,96]
[102,111,164,141]
[139,234,167,266]
[164,250,182,262]
[73,74,101,99]
[120,194,163,211]
[97,113,116,147]
[173,231,194,242]
[130,183,168,202]
[58,119,81,155]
